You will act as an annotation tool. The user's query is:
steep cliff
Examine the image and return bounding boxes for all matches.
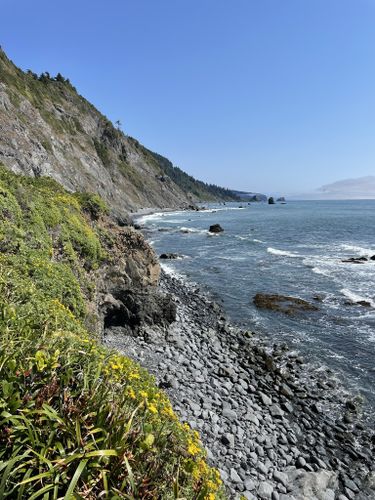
[0,49,237,220]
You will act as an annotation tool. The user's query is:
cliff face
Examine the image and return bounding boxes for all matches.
[0,49,235,219]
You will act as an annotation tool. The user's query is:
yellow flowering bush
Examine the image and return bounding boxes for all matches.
[0,166,225,498]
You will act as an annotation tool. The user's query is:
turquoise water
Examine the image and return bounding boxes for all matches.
[140,201,375,409]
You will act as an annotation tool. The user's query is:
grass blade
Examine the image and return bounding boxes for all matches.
[63,458,88,499]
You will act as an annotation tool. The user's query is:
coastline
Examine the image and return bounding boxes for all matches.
[105,268,375,500]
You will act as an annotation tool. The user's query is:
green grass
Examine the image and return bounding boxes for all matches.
[0,166,224,499]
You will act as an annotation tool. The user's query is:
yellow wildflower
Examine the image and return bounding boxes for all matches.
[126,387,136,399]
[187,439,200,456]
[147,403,158,414]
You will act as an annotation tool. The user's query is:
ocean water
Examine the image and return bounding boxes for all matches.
[139,201,375,411]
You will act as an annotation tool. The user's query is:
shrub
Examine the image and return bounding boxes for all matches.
[74,192,109,220]
[0,165,224,498]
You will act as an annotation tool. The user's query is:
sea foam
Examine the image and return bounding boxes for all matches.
[267,247,300,258]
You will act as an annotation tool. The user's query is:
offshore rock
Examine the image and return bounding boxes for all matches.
[209,224,224,233]
[253,293,319,316]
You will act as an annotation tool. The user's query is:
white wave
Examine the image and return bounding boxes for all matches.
[159,219,189,224]
[328,352,345,360]
[340,288,375,308]
[311,266,331,277]
[201,206,246,213]
[137,209,190,225]
[160,262,185,280]
[136,212,166,224]
[179,227,208,234]
[341,244,375,257]
[267,247,300,258]
[235,235,264,243]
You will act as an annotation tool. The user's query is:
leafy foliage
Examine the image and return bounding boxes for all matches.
[0,166,224,498]
[143,148,241,202]
[74,192,109,220]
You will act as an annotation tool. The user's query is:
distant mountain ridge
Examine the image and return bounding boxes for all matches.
[230,190,267,202]
[319,176,375,199]
[0,48,240,219]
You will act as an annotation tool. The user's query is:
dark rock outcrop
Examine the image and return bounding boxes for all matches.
[104,289,176,333]
[342,256,368,264]
[159,253,182,260]
[209,224,224,233]
[253,293,319,316]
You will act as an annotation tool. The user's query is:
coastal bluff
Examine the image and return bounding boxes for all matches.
[0,46,373,499]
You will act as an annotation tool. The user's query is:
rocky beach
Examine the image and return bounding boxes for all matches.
[105,268,375,500]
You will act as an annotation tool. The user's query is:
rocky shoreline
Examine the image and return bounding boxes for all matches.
[104,269,375,500]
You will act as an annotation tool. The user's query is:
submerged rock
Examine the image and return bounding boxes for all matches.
[357,300,372,307]
[253,293,319,316]
[342,256,368,264]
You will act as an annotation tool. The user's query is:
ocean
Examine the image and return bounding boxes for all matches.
[139,200,375,412]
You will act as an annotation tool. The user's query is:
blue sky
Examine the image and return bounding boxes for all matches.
[1,0,374,195]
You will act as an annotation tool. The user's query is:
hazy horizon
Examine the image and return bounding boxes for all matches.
[1,0,374,193]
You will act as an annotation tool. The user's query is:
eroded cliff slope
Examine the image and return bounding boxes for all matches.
[0,49,236,220]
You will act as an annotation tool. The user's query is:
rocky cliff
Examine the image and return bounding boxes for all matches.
[0,48,236,221]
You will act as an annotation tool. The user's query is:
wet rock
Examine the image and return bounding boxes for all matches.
[357,300,372,307]
[209,224,224,233]
[159,253,182,259]
[341,256,367,264]
[253,293,319,316]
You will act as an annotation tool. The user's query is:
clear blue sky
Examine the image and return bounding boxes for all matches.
[2,0,375,195]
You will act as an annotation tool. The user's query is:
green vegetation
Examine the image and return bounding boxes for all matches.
[93,138,111,168]
[0,166,223,498]
[142,147,240,202]
[0,49,91,137]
